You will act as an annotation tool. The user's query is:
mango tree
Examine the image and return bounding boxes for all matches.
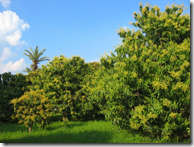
[27,55,92,121]
[87,3,190,141]
[10,89,52,133]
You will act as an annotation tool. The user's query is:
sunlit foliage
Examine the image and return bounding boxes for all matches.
[87,3,190,141]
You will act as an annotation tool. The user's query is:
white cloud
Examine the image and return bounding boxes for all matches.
[0,10,30,46]
[0,4,29,74]
[0,0,11,8]
[0,58,26,74]
[0,47,13,62]
[6,29,23,46]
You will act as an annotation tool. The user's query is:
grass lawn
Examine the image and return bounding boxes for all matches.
[0,115,190,143]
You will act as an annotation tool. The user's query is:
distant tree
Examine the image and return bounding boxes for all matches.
[23,46,50,72]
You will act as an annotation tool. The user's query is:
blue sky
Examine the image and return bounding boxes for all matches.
[0,0,191,74]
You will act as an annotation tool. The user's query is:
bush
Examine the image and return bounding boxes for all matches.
[87,3,190,141]
[26,55,95,121]
[0,72,28,122]
[10,89,52,133]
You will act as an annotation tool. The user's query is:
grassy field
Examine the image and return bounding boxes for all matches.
[0,115,190,143]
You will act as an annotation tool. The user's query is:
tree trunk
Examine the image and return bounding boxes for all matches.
[29,126,32,133]
[28,123,33,133]
[62,113,68,122]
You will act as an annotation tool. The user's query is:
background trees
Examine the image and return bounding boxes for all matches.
[0,72,28,122]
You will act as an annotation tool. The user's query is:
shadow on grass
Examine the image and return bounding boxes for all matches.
[45,121,85,131]
[1,129,113,143]
[49,114,63,122]
[0,123,26,133]
[64,122,85,129]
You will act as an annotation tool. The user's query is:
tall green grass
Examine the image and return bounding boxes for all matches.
[0,116,190,143]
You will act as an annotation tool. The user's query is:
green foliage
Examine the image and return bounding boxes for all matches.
[78,61,104,120]
[87,3,190,141]
[0,72,28,122]
[26,55,96,121]
[10,89,52,132]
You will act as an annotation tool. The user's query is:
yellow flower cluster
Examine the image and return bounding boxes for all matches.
[138,78,143,83]
[131,55,137,61]
[132,12,136,18]
[181,84,189,92]
[161,83,167,90]
[142,6,147,13]
[137,14,141,19]
[152,81,160,90]
[10,98,18,105]
[53,78,59,83]
[153,5,160,11]
[135,105,144,113]
[138,57,142,62]
[169,112,177,119]
[169,70,182,79]
[146,59,150,63]
[131,72,137,78]
[37,105,42,110]
[147,112,157,119]
[139,2,143,6]
[18,120,23,124]
[140,116,148,124]
[178,9,183,14]
[129,46,134,51]
[113,73,119,79]
[119,27,126,34]
[126,28,130,33]
[124,71,128,76]
[170,56,177,62]
[165,4,170,9]
[130,121,140,130]
[163,98,171,107]
[182,60,190,67]
[160,49,168,57]
[152,80,168,90]
[134,31,141,39]
[148,12,155,18]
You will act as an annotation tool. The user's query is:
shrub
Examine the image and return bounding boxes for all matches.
[88,3,190,141]
[10,89,52,133]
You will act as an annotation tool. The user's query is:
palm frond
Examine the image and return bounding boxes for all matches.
[23,50,34,58]
[37,48,46,59]
[29,47,35,56]
[37,56,50,63]
[34,46,39,60]
[22,67,32,73]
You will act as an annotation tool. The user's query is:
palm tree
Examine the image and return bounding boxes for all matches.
[23,46,50,72]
